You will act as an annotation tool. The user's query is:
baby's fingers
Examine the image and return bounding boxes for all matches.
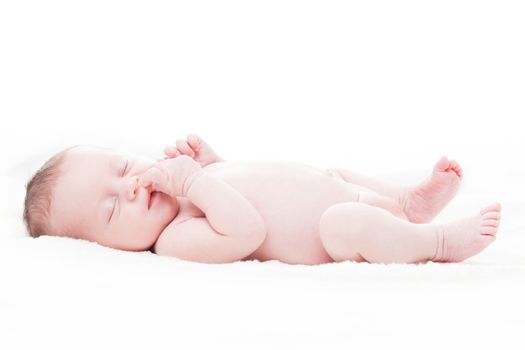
[164,145,182,158]
[186,134,203,151]
[140,167,167,192]
[175,139,195,157]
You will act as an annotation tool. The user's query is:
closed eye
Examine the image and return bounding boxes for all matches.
[109,198,117,222]
[122,159,128,176]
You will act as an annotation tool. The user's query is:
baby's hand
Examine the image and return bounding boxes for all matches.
[163,134,223,167]
[140,156,204,197]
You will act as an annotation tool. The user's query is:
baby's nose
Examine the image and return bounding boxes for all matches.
[126,176,140,201]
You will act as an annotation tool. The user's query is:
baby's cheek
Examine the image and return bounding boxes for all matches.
[148,202,177,230]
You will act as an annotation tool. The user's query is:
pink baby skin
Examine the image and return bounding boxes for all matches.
[49,134,501,264]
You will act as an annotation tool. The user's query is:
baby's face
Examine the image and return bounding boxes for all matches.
[50,146,179,251]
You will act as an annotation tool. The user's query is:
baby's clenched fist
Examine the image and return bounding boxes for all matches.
[140,155,204,197]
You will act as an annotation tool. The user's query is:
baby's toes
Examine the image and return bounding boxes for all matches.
[480,211,500,235]
[479,234,497,246]
[480,224,498,236]
[483,211,501,220]
[434,156,451,172]
[449,160,463,178]
[483,219,500,227]
[480,203,502,215]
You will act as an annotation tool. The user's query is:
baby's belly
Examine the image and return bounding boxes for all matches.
[203,161,358,265]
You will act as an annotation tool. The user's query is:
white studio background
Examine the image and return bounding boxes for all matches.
[1,1,524,350]
[2,0,524,220]
[1,0,523,173]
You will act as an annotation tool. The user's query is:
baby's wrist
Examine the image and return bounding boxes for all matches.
[182,170,206,196]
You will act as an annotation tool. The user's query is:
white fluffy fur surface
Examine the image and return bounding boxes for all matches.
[1,170,524,350]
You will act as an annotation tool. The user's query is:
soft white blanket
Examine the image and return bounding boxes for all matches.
[1,170,524,350]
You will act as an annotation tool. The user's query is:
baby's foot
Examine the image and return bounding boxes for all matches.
[432,203,501,263]
[402,156,463,223]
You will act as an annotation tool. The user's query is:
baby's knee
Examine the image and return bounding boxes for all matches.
[319,203,372,262]
[320,202,374,236]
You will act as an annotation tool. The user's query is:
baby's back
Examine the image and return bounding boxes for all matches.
[202,161,358,264]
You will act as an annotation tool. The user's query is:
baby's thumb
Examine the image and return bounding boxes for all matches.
[140,167,166,192]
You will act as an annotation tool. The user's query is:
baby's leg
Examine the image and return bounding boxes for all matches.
[327,156,464,223]
[327,168,409,203]
[356,191,409,221]
[319,202,501,264]
[334,180,408,221]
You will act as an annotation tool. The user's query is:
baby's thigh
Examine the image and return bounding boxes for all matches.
[326,169,375,194]
[324,168,406,218]
[318,202,369,262]
[325,175,408,220]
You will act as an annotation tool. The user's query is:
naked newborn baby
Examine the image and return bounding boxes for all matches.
[23,134,502,265]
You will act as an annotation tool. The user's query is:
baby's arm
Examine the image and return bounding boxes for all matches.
[186,173,265,239]
[149,158,266,263]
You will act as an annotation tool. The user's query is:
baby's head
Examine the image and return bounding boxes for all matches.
[23,146,180,251]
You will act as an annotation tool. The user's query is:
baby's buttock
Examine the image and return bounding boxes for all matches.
[203,161,359,265]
